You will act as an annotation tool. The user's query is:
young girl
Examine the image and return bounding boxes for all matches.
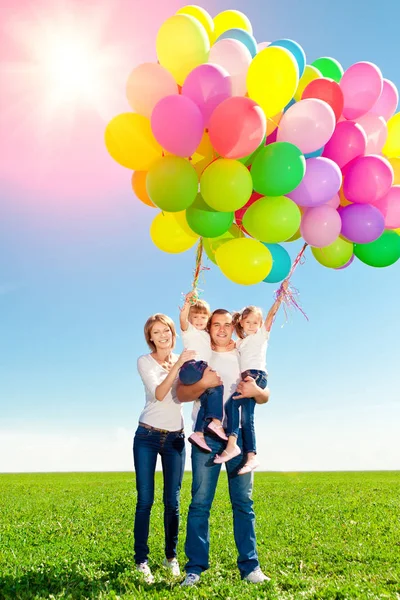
[214,281,289,474]
[179,292,227,452]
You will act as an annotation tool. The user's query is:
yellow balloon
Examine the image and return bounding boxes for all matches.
[247,47,299,117]
[394,228,400,236]
[177,5,215,43]
[388,157,400,184]
[383,112,400,158]
[294,65,322,101]
[213,9,252,39]
[156,14,210,85]
[216,238,272,285]
[189,132,216,176]
[105,113,162,171]
[150,211,199,254]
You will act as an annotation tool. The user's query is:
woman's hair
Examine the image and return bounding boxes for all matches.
[232,306,263,339]
[189,298,211,318]
[144,313,176,352]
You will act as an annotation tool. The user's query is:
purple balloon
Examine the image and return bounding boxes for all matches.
[182,64,232,127]
[343,155,394,205]
[288,157,342,207]
[340,203,385,243]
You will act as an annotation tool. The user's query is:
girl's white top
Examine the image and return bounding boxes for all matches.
[236,327,270,372]
[181,322,212,363]
[137,353,183,431]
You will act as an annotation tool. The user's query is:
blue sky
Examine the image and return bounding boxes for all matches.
[1,0,399,472]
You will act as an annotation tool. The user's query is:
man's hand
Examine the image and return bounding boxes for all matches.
[234,376,270,404]
[202,366,222,388]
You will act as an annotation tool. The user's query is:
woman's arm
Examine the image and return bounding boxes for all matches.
[138,350,196,402]
[176,367,222,403]
[264,279,289,332]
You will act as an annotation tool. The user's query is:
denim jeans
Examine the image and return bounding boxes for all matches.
[185,430,259,578]
[133,425,186,564]
[180,360,224,432]
[225,369,268,455]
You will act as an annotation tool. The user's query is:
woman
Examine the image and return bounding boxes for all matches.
[134,313,195,584]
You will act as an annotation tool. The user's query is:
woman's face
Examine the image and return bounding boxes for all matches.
[150,321,173,351]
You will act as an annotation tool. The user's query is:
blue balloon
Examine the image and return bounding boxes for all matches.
[269,38,306,78]
[216,28,258,58]
[284,98,296,112]
[305,147,324,159]
[263,244,292,283]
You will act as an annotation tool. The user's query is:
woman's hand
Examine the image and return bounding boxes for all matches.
[176,349,196,367]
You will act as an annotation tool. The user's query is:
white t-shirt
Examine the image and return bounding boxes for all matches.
[237,327,269,372]
[181,322,212,363]
[137,354,184,431]
[191,349,241,429]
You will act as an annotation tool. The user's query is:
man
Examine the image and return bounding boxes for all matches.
[177,309,271,587]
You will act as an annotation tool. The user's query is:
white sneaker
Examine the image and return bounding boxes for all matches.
[181,572,200,587]
[163,557,180,577]
[244,567,271,584]
[136,562,155,584]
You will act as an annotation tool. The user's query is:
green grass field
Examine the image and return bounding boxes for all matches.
[0,471,399,599]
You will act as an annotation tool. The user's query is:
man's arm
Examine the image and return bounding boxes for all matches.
[176,367,222,403]
[234,376,270,405]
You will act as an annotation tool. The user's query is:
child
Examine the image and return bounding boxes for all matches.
[179,292,227,452]
[214,281,289,474]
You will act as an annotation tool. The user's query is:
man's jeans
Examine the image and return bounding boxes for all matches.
[184,430,259,578]
[179,360,224,432]
[133,425,186,564]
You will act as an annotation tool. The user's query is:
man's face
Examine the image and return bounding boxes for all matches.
[209,312,234,347]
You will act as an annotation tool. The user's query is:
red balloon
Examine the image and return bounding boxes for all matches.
[302,78,344,121]
[235,192,262,235]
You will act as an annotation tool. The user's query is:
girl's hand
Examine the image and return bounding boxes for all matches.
[177,349,196,367]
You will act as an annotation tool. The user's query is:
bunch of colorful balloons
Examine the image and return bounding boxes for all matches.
[105,6,400,285]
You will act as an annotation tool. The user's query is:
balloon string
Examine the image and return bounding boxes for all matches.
[191,238,209,301]
[275,243,309,323]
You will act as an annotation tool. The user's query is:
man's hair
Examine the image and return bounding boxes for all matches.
[189,299,211,317]
[143,313,176,352]
[206,308,232,333]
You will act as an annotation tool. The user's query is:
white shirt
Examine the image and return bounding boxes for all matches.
[137,354,183,431]
[237,327,269,372]
[181,322,212,363]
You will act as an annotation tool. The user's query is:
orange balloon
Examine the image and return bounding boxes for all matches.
[131,171,155,207]
[266,111,283,135]
[339,184,352,207]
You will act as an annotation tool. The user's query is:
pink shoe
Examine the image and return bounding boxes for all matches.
[213,445,241,464]
[206,422,228,441]
[188,433,212,452]
[238,458,260,475]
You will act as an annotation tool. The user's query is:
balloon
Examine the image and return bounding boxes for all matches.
[288,157,342,207]
[340,204,385,243]
[216,238,272,285]
[388,158,400,185]
[208,97,266,159]
[355,114,387,155]
[339,185,352,207]
[383,112,400,158]
[305,147,324,159]
[340,62,383,120]
[237,136,266,167]
[190,132,215,176]
[213,9,253,39]
[294,65,322,101]
[150,211,199,253]
[147,156,198,212]
[323,121,367,169]
[300,205,342,247]
[257,41,270,52]
[209,38,252,96]
[105,113,162,171]
[151,95,204,157]
[126,63,178,118]
[243,196,301,243]
[375,186,400,229]
[269,39,306,77]
[311,237,353,268]
[247,47,299,116]
[216,28,257,57]
[335,255,355,270]
[251,142,306,196]
[131,171,155,207]
[267,112,283,136]
[311,57,344,82]
[370,79,399,121]
[200,159,252,211]
[182,63,231,127]
[235,192,263,234]
[186,193,233,237]
[203,223,244,264]
[354,230,400,267]
[262,244,292,283]
[343,155,394,205]
[302,78,344,121]
[277,98,336,154]
[156,14,210,85]
[286,227,302,242]
[326,193,340,209]
[176,5,215,44]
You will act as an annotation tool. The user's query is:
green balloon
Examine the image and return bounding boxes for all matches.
[354,230,400,268]
[200,158,253,211]
[251,143,306,196]
[146,156,198,212]
[203,224,244,264]
[186,194,234,238]
[311,57,344,83]
[312,237,353,268]
[243,196,301,243]
[238,137,266,166]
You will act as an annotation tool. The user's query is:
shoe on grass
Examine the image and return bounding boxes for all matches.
[163,557,180,577]
[136,562,155,584]
[244,567,271,584]
[181,572,200,587]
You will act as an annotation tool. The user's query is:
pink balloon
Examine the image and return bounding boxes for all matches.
[209,39,252,96]
[354,113,388,154]
[257,41,270,52]
[300,205,342,247]
[277,99,336,154]
[325,193,340,209]
[288,157,342,207]
[370,79,399,121]
[375,186,400,228]
[182,64,232,127]
[323,121,367,169]
[343,155,394,205]
[340,62,383,120]
[126,63,178,118]
[151,95,204,157]
[266,128,278,144]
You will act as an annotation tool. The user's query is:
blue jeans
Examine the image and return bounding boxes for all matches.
[225,369,268,455]
[180,360,224,432]
[185,430,259,578]
[133,425,186,564]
